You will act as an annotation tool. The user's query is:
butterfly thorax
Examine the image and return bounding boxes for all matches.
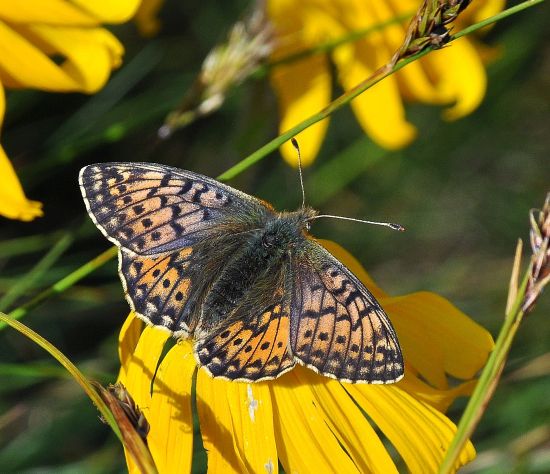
[199,207,317,333]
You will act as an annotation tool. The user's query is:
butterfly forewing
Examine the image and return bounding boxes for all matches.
[291,241,403,383]
[79,162,268,255]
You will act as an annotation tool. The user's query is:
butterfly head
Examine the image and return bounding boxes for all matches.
[262,207,317,251]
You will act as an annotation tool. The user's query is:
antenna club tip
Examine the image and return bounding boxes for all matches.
[391,223,406,232]
[291,137,299,149]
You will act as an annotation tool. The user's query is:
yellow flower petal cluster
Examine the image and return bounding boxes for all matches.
[118,240,494,473]
[267,0,505,166]
[0,0,142,221]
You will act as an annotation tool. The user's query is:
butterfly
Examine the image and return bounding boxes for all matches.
[79,162,403,383]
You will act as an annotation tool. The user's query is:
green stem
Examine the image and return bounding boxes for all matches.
[1,246,117,331]
[0,311,122,442]
[438,270,532,473]
[218,0,544,181]
[453,0,545,41]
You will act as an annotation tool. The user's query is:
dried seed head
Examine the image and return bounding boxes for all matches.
[523,193,550,313]
[160,0,273,137]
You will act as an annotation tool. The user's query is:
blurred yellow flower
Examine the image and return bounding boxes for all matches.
[117,240,494,473]
[0,0,143,221]
[267,0,505,166]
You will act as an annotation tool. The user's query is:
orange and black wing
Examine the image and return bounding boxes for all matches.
[290,241,403,384]
[194,268,295,382]
[79,162,270,255]
[118,232,244,336]
[79,162,271,335]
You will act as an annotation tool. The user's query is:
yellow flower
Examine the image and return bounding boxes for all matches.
[267,0,505,166]
[117,240,493,473]
[0,0,142,221]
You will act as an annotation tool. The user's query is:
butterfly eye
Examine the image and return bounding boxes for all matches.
[305,222,311,232]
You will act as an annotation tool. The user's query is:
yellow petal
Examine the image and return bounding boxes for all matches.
[0,20,78,90]
[122,326,170,410]
[332,41,417,150]
[296,367,398,473]
[459,0,506,25]
[0,22,123,93]
[270,53,331,167]
[271,370,359,473]
[347,384,476,472]
[0,145,43,221]
[0,78,4,127]
[70,0,141,23]
[148,340,195,473]
[120,326,169,474]
[134,0,164,37]
[26,24,124,93]
[0,1,99,26]
[384,291,494,383]
[196,371,246,473]
[225,382,279,474]
[398,372,478,413]
[426,38,487,120]
[117,312,144,385]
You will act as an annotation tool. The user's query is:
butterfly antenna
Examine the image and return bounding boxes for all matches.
[308,214,405,232]
[291,138,306,209]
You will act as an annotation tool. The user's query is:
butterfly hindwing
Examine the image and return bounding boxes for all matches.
[194,268,295,381]
[79,162,269,255]
[290,241,403,384]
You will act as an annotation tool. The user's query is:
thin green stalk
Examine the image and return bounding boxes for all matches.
[453,0,545,41]
[438,268,532,473]
[0,246,118,330]
[0,311,122,442]
[218,0,544,181]
[0,233,74,312]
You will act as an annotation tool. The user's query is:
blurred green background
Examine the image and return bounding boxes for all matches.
[0,1,549,472]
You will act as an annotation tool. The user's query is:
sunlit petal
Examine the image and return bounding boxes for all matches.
[196,372,246,472]
[425,38,487,121]
[348,384,476,472]
[0,145,43,221]
[398,372,477,413]
[270,53,331,167]
[271,370,359,473]
[117,312,144,385]
[148,341,195,473]
[296,367,399,473]
[0,1,100,26]
[385,291,494,383]
[24,25,124,93]
[70,0,141,23]
[0,20,79,90]
[225,382,278,474]
[333,42,417,149]
[122,326,170,408]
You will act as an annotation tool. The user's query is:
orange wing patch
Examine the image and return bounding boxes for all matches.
[119,247,194,336]
[195,302,295,381]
